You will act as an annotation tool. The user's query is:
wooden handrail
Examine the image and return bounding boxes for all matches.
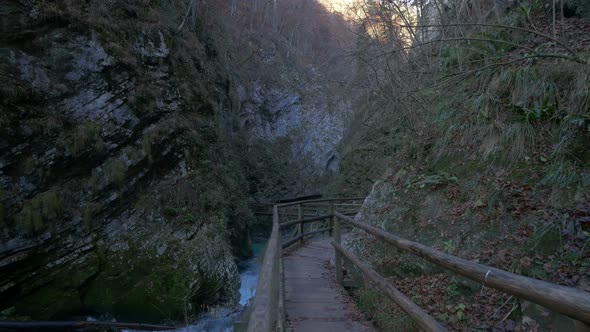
[275,197,365,208]
[334,211,590,324]
[277,218,286,332]
[279,213,357,226]
[282,227,332,248]
[332,242,447,332]
[297,204,304,245]
[248,197,590,331]
[279,214,332,228]
[246,198,364,331]
[247,206,282,332]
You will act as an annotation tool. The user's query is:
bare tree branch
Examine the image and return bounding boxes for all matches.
[396,22,580,58]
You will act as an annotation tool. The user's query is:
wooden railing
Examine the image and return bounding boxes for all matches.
[243,197,364,332]
[243,198,590,332]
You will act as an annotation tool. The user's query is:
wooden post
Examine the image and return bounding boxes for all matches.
[247,206,280,332]
[277,240,285,332]
[297,204,303,244]
[343,256,363,288]
[334,213,342,284]
[328,201,334,236]
[332,242,447,332]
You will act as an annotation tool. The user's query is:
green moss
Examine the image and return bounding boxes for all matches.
[123,145,142,162]
[182,213,198,224]
[433,158,485,178]
[83,248,194,322]
[14,191,63,234]
[399,260,427,277]
[82,203,100,228]
[40,191,63,219]
[142,134,153,163]
[13,252,100,319]
[15,201,42,234]
[39,115,65,136]
[104,159,127,187]
[130,84,160,115]
[14,283,82,319]
[69,121,105,156]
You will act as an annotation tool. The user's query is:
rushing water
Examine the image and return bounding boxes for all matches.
[183,238,266,332]
[126,238,266,332]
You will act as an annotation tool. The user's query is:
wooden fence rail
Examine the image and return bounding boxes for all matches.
[332,242,447,332]
[333,211,590,326]
[246,206,281,332]
[243,198,364,332]
[243,197,590,332]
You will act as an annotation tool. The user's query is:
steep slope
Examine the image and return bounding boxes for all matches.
[0,0,253,322]
[210,0,358,198]
[333,1,590,330]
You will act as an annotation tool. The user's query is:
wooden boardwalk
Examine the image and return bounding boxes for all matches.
[245,199,590,331]
[283,236,375,332]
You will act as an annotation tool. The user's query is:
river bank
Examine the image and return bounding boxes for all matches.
[124,238,267,332]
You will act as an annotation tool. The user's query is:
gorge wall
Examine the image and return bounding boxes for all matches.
[0,0,356,322]
[0,0,251,322]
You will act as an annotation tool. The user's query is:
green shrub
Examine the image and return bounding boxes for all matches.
[129,84,160,115]
[14,191,64,233]
[41,191,63,219]
[413,171,458,188]
[15,201,43,233]
[357,288,381,316]
[142,134,154,163]
[123,146,142,162]
[182,213,198,224]
[530,222,562,255]
[69,122,105,156]
[39,115,65,136]
[104,159,127,187]
[541,160,580,188]
[82,203,100,228]
[515,99,556,123]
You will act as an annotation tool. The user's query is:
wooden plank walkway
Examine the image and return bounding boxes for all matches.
[283,236,375,332]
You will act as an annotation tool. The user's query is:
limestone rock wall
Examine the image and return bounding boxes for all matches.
[0,0,246,322]
[237,78,351,174]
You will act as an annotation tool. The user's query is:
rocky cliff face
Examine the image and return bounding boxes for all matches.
[0,0,251,322]
[0,0,356,321]
[237,77,351,175]
[229,51,353,200]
